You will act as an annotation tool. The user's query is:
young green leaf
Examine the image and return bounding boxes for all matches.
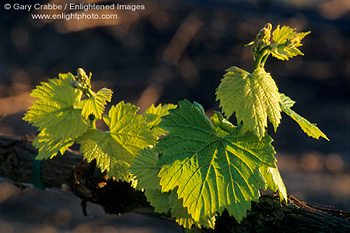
[156,100,276,223]
[130,149,175,216]
[270,25,310,61]
[279,93,295,109]
[81,88,113,119]
[78,128,131,181]
[143,103,177,136]
[23,73,89,140]
[168,190,216,229]
[168,191,197,229]
[260,165,287,203]
[280,94,329,140]
[272,25,295,44]
[216,67,281,138]
[211,111,235,136]
[130,148,172,214]
[272,25,309,45]
[129,148,161,190]
[78,101,157,181]
[130,148,215,229]
[33,130,74,160]
[144,189,171,214]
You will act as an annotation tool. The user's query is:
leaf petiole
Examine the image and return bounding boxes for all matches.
[253,45,271,70]
[260,51,271,68]
[86,88,95,98]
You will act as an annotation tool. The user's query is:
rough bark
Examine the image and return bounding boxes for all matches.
[0,134,349,233]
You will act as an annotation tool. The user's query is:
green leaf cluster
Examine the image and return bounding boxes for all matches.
[216,24,327,141]
[131,100,287,229]
[24,68,175,182]
[24,23,329,231]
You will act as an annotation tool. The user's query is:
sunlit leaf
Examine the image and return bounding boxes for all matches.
[280,94,329,140]
[271,25,310,61]
[169,191,216,229]
[81,88,112,119]
[216,67,281,138]
[143,104,177,136]
[260,165,287,203]
[33,130,74,160]
[130,148,216,229]
[23,73,88,140]
[130,148,161,190]
[78,102,157,181]
[156,100,276,223]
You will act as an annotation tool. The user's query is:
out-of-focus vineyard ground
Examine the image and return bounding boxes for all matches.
[0,0,349,232]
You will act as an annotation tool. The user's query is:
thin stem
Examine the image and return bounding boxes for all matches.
[253,45,270,71]
[86,88,94,98]
[91,118,96,129]
[253,54,265,70]
[261,52,270,67]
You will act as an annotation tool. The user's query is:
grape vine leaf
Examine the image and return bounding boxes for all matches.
[143,189,215,229]
[280,94,329,140]
[130,148,215,229]
[23,73,89,140]
[260,165,287,203]
[216,66,281,138]
[143,104,177,137]
[270,25,310,61]
[211,111,235,136]
[168,190,216,229]
[130,148,172,214]
[77,102,157,181]
[129,148,161,190]
[81,88,112,119]
[168,191,196,229]
[156,100,276,222]
[279,93,295,108]
[33,130,74,160]
[145,189,171,214]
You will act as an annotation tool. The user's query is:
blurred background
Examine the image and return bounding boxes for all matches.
[0,0,349,232]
